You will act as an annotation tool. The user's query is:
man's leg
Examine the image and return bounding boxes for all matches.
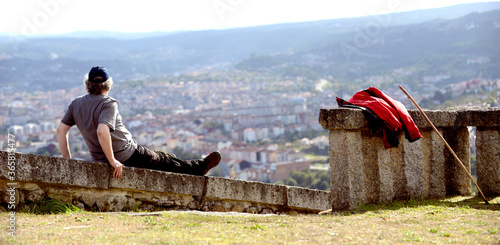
[123,145,220,176]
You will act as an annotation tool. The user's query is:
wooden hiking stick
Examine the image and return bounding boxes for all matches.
[399,85,489,205]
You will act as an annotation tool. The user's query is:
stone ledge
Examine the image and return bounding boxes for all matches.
[0,151,330,214]
[1,152,109,189]
[319,107,500,130]
[287,186,331,211]
[205,177,287,205]
[109,167,205,196]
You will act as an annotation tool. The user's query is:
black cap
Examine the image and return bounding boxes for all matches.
[88,66,109,83]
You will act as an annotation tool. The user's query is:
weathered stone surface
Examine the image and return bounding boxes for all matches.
[205,177,286,206]
[286,186,330,211]
[389,141,408,200]
[74,200,85,210]
[320,107,500,130]
[420,130,446,199]
[20,183,44,203]
[0,179,19,207]
[109,167,205,196]
[329,129,365,210]
[377,145,395,203]
[79,189,97,207]
[320,108,497,210]
[259,208,274,214]
[245,206,259,214]
[0,151,336,214]
[455,107,500,127]
[0,152,109,189]
[442,127,471,196]
[409,110,458,128]
[201,201,229,212]
[361,132,382,204]
[403,137,424,199]
[476,127,500,196]
[420,130,430,198]
[95,193,128,212]
[230,204,245,212]
[319,108,368,130]
[45,188,73,204]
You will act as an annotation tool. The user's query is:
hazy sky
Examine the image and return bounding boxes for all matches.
[2,0,499,36]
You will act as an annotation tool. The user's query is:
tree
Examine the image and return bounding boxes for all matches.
[291,171,307,186]
[35,145,61,156]
[284,178,298,186]
[433,90,445,103]
[280,169,331,190]
[317,181,329,190]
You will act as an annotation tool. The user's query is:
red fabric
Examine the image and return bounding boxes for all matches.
[340,87,423,148]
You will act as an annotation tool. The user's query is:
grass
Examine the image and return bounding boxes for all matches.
[22,197,81,215]
[1,196,499,244]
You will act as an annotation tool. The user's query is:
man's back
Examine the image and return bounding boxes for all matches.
[57,65,220,179]
[61,94,136,162]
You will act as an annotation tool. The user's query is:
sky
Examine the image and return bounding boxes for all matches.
[1,0,499,36]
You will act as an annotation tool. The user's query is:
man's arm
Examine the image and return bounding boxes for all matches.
[97,123,123,179]
[57,123,72,159]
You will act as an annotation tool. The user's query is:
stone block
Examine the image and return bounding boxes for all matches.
[109,167,205,196]
[388,142,408,200]
[95,193,128,212]
[46,188,73,204]
[409,110,458,128]
[457,107,500,127]
[319,108,367,130]
[420,130,446,199]
[79,189,97,207]
[321,108,500,131]
[476,127,500,196]
[205,177,287,206]
[377,146,395,202]
[361,133,382,204]
[286,186,330,211]
[442,127,471,196]
[329,129,365,210]
[20,183,44,203]
[402,136,424,199]
[0,152,109,189]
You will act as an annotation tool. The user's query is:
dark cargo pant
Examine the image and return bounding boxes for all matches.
[122,145,206,176]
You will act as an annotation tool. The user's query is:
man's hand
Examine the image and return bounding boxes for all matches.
[110,159,123,179]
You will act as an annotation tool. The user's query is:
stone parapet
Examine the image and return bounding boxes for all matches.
[319,107,500,130]
[320,107,500,210]
[0,151,330,213]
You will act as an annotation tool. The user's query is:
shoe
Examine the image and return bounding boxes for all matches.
[202,151,221,175]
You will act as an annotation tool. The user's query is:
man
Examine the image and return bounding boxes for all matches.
[57,66,221,179]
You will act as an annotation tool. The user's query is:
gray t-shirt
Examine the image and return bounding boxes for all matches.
[61,94,137,163]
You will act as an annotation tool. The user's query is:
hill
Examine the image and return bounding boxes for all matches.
[0,2,499,92]
[236,9,500,94]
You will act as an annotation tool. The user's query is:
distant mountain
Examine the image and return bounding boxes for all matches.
[237,9,500,84]
[26,30,186,40]
[0,2,499,91]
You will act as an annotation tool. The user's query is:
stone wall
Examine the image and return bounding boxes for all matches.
[2,107,497,213]
[0,152,330,214]
[319,107,500,210]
